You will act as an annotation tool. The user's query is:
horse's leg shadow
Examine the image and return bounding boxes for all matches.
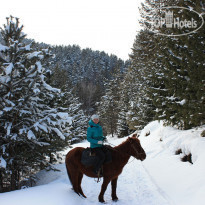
[111,177,118,201]
[78,172,86,198]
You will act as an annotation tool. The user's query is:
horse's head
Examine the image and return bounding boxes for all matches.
[127,134,146,161]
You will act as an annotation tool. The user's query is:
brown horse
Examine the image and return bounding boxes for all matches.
[65,134,146,203]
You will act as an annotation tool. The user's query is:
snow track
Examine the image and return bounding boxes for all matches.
[0,134,170,205]
[0,158,171,205]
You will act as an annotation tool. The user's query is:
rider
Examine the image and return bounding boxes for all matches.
[87,114,106,176]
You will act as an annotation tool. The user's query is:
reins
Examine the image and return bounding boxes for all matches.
[105,141,139,164]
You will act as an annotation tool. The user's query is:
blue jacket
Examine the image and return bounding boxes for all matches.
[87,120,105,148]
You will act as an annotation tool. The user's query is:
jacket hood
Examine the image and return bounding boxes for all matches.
[88,120,99,127]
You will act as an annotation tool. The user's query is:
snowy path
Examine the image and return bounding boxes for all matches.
[0,160,171,205]
[0,151,171,205]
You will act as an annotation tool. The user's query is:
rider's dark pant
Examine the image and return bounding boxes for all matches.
[91,147,105,173]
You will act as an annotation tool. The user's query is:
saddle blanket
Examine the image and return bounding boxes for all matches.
[81,146,112,167]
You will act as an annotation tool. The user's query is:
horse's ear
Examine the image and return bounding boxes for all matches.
[128,137,133,143]
[132,133,139,138]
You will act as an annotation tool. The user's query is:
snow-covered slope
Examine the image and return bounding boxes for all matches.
[0,121,205,205]
[139,121,205,205]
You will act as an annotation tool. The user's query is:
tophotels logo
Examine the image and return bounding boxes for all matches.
[152,6,204,37]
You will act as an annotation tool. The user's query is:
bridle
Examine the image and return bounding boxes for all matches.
[129,141,140,156]
[106,140,140,158]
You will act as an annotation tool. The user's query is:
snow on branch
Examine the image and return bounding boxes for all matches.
[5,63,13,75]
[52,128,65,140]
[0,44,9,52]
[27,130,36,140]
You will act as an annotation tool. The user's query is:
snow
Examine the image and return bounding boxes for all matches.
[37,123,48,133]
[27,51,42,59]
[27,130,36,140]
[0,44,9,52]
[42,80,60,92]
[36,61,43,73]
[0,156,7,168]
[6,122,12,135]
[3,107,13,111]
[139,121,205,205]
[25,44,31,51]
[52,128,65,140]
[5,63,13,75]
[57,112,70,120]
[0,121,205,205]
[176,99,186,105]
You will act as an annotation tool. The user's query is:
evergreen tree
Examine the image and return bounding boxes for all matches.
[98,69,122,137]
[140,0,205,129]
[0,16,72,192]
[116,76,130,137]
[122,27,156,132]
[64,87,88,144]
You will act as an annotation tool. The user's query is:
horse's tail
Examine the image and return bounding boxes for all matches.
[65,154,73,187]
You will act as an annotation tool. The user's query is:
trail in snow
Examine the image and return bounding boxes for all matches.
[0,137,171,205]
[80,159,170,205]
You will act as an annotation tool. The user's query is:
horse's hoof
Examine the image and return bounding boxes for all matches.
[99,198,105,203]
[112,197,118,202]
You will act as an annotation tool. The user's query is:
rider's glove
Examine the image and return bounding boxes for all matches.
[98,141,103,144]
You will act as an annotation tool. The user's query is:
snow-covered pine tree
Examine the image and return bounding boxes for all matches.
[0,16,72,192]
[125,28,156,131]
[157,0,205,129]
[48,64,88,144]
[116,76,130,138]
[62,87,88,144]
[140,0,205,129]
[98,70,122,137]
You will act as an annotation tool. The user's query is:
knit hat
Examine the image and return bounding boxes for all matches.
[91,114,99,120]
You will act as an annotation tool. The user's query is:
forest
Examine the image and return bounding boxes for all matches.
[0,0,204,193]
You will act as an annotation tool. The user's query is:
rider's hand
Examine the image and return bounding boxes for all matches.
[98,141,103,144]
[103,138,108,142]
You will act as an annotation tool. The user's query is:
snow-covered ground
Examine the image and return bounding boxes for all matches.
[0,121,205,205]
[140,121,205,205]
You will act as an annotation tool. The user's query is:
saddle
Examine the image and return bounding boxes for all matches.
[81,146,112,167]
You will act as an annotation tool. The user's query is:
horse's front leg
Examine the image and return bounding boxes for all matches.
[98,178,111,203]
[111,177,118,201]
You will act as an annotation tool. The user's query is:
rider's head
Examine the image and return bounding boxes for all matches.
[91,114,99,124]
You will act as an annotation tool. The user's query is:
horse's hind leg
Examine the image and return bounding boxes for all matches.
[69,170,80,196]
[78,172,86,198]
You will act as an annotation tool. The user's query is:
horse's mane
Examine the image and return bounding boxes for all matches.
[115,135,139,147]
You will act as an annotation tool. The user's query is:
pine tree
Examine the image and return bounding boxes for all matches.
[64,87,88,144]
[0,16,72,192]
[116,76,130,137]
[139,0,205,129]
[98,70,122,137]
[124,28,156,132]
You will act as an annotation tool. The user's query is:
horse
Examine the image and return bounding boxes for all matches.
[65,134,146,203]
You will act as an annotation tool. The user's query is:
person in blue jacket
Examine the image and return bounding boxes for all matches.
[87,114,106,176]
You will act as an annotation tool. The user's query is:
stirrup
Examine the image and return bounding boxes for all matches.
[94,172,102,183]
[94,169,103,183]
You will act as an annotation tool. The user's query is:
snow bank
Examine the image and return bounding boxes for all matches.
[139,121,205,205]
